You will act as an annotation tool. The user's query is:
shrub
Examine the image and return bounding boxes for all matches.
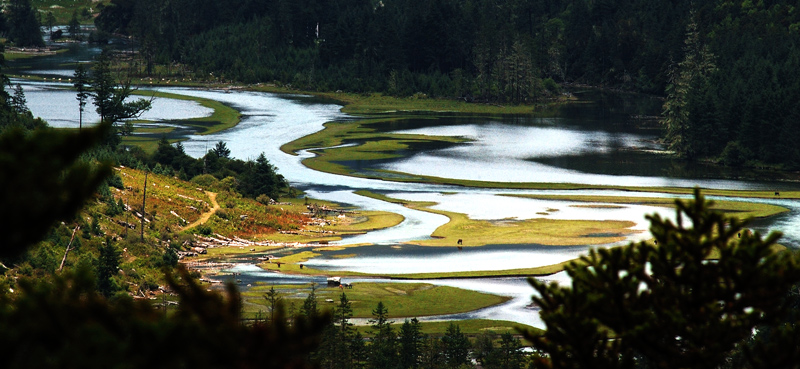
[256,194,272,205]
[719,141,752,167]
[195,225,213,236]
[190,174,219,190]
[107,173,124,189]
[543,78,560,94]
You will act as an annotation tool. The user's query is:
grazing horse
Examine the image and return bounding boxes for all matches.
[457,239,463,245]
[775,191,781,196]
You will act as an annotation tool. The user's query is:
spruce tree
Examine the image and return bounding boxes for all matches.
[368,301,397,369]
[663,11,716,160]
[399,318,425,369]
[74,64,91,131]
[441,323,470,369]
[525,189,800,369]
[6,0,43,47]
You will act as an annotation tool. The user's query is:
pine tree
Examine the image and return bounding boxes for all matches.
[68,10,82,39]
[97,239,121,297]
[662,12,716,160]
[494,332,524,369]
[212,141,231,159]
[368,301,397,369]
[399,318,426,369]
[6,0,44,47]
[441,323,470,369]
[328,292,354,369]
[264,285,283,322]
[301,284,319,318]
[91,50,152,136]
[525,189,800,369]
[74,64,91,131]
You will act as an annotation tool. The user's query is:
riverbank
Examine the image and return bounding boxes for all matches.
[242,282,511,319]
[123,90,241,153]
[280,115,800,199]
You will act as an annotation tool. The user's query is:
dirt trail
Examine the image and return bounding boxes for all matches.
[183,191,220,231]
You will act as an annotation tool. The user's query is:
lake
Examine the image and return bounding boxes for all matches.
[16,44,800,328]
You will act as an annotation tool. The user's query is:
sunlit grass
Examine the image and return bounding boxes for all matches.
[242,282,511,319]
[354,191,637,247]
[505,194,789,219]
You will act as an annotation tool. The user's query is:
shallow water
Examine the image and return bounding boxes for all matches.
[18,81,213,128]
[21,73,800,328]
[304,244,592,274]
[224,263,566,328]
[378,121,781,190]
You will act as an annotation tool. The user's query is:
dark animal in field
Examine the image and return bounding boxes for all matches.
[457,239,463,245]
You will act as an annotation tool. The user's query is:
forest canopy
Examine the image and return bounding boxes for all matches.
[95,0,800,169]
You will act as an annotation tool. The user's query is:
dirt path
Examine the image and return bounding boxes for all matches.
[183,191,220,231]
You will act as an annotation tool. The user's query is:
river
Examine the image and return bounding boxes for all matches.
[14,44,800,329]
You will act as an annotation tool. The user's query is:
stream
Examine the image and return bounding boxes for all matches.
[14,44,800,329]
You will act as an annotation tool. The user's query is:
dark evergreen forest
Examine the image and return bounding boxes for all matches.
[95,0,800,169]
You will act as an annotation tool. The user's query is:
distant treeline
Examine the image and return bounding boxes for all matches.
[96,0,800,168]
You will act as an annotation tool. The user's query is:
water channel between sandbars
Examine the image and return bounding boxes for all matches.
[20,81,800,328]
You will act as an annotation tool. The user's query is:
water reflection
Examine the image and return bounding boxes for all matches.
[378,122,782,190]
[19,81,213,128]
[223,264,571,329]
[305,244,591,274]
[19,68,800,328]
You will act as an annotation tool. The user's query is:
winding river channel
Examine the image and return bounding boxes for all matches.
[15,44,800,328]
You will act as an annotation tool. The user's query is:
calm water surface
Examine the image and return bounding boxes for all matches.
[18,46,800,327]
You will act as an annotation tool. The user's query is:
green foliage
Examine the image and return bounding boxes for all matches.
[525,189,800,369]
[264,285,283,321]
[441,323,470,369]
[74,63,91,129]
[212,141,231,159]
[368,301,397,369]
[195,224,213,236]
[191,174,219,189]
[97,239,121,297]
[300,284,319,318]
[719,140,752,168]
[663,12,716,160]
[6,0,44,47]
[318,292,358,369]
[399,318,426,369]
[0,123,112,260]
[68,10,82,39]
[238,153,287,200]
[161,247,178,268]
[91,50,153,137]
[107,172,124,189]
[0,266,330,369]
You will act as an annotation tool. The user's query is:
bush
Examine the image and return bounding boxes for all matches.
[256,194,272,205]
[543,78,560,94]
[719,141,752,167]
[190,174,219,190]
[195,225,213,236]
[107,173,124,189]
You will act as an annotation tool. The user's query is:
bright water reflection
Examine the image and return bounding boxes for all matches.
[380,123,770,190]
[303,244,591,274]
[225,264,572,329]
[19,81,213,128]
[303,189,449,245]
[21,79,800,328]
